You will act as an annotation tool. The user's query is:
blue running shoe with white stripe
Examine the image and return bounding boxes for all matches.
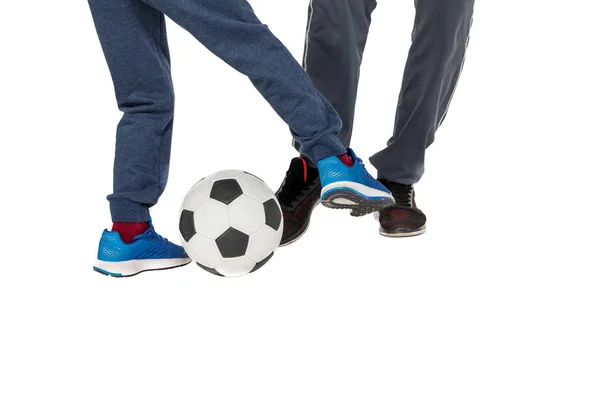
[94,223,191,277]
[318,149,395,216]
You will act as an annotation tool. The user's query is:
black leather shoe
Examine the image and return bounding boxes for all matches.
[378,179,426,237]
[275,157,321,246]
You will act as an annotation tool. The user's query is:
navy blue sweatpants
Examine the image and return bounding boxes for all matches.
[88,0,346,222]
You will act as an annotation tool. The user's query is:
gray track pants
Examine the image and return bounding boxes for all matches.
[296,0,475,184]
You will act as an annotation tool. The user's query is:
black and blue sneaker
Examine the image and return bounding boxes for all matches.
[318,149,395,217]
[94,223,191,277]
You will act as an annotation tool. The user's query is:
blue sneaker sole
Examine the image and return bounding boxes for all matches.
[93,266,124,277]
[321,187,395,217]
[93,260,191,278]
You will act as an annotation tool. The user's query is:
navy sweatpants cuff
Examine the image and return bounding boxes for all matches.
[301,135,347,165]
[109,198,151,223]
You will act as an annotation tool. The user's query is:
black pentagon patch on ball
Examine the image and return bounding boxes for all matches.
[263,199,282,231]
[197,262,224,277]
[250,252,274,274]
[179,209,196,242]
[216,228,249,258]
[210,179,243,205]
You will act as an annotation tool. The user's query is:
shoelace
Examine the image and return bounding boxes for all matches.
[136,226,171,253]
[278,172,316,208]
[389,184,413,208]
[142,226,168,241]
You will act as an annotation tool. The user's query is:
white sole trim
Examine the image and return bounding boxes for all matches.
[303,0,315,71]
[321,181,394,200]
[333,198,357,205]
[438,15,473,127]
[94,258,190,277]
[379,226,427,238]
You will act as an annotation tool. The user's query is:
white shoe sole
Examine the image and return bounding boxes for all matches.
[379,225,427,238]
[321,181,394,202]
[320,181,395,216]
[93,258,191,278]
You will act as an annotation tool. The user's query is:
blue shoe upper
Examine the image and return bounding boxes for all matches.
[98,224,188,262]
[317,149,392,194]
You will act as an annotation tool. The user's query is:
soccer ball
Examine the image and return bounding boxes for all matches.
[179,170,283,277]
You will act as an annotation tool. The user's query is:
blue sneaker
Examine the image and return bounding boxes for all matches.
[318,149,395,216]
[94,224,191,277]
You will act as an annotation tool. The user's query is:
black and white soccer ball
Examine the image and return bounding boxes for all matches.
[179,170,283,277]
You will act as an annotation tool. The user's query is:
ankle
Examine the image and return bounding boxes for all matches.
[337,153,354,167]
[112,221,149,243]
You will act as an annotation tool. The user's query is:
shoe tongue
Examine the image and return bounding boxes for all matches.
[289,157,311,183]
[337,153,354,167]
[132,226,153,241]
[346,148,358,161]
[290,157,305,171]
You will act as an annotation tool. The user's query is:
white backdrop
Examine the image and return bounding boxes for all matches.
[1,1,599,399]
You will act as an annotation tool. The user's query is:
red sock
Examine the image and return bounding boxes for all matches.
[112,222,149,243]
[338,153,354,166]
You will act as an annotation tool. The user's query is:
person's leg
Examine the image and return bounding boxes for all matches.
[370,0,475,185]
[89,0,189,277]
[88,0,175,223]
[373,0,474,238]
[294,0,377,151]
[277,0,380,245]
[142,0,394,214]
[143,0,347,164]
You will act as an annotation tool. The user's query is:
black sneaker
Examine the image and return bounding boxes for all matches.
[275,157,321,246]
[377,179,427,237]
